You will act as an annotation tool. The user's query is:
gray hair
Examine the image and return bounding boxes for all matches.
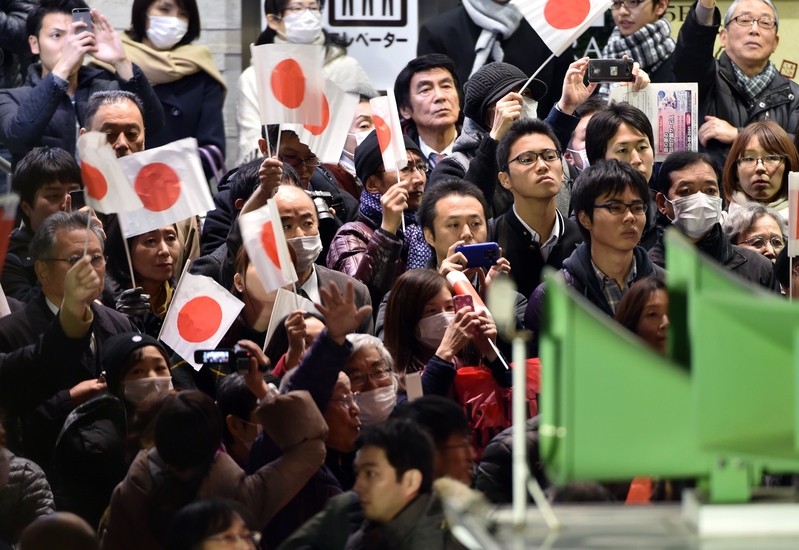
[84,90,145,131]
[29,211,105,262]
[345,333,395,372]
[722,203,787,243]
[724,0,779,30]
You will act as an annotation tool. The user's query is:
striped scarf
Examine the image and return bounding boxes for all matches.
[600,19,675,96]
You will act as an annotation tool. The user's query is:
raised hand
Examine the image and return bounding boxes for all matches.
[489,92,524,141]
[316,280,372,344]
[115,287,151,318]
[435,308,481,362]
[91,9,133,79]
[60,255,102,338]
[380,181,409,235]
[238,339,272,401]
[52,21,96,81]
[284,309,307,370]
[557,57,597,115]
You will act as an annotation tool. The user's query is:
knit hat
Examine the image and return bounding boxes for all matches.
[462,62,548,124]
[102,332,168,396]
[354,130,422,183]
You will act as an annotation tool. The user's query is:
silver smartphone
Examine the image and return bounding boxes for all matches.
[72,8,92,34]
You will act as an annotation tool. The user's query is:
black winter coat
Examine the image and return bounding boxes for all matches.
[0,225,36,302]
[0,0,36,89]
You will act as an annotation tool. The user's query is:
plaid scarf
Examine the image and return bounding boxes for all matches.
[600,19,675,97]
[359,190,433,270]
[731,60,777,102]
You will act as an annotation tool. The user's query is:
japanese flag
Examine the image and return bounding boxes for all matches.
[282,79,360,163]
[0,193,19,275]
[512,0,612,56]
[239,199,298,294]
[370,90,407,172]
[789,173,799,257]
[77,132,144,214]
[160,271,245,370]
[117,138,214,238]
[251,43,325,126]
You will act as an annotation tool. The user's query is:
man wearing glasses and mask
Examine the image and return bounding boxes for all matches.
[673,0,799,166]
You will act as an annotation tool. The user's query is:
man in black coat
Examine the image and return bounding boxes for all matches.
[0,0,164,168]
[492,118,584,299]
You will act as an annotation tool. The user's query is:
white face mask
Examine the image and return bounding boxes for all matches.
[667,193,723,239]
[416,311,455,349]
[520,97,538,120]
[236,420,263,451]
[567,148,590,170]
[146,16,189,50]
[287,234,323,273]
[123,377,173,407]
[281,10,323,45]
[356,385,396,426]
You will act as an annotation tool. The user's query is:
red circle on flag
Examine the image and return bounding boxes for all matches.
[304,93,330,136]
[260,220,282,268]
[81,161,108,201]
[134,163,181,212]
[544,0,590,30]
[177,296,223,343]
[271,59,306,109]
[373,115,391,154]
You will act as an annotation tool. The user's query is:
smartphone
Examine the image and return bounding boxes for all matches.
[72,8,92,34]
[452,294,474,314]
[455,242,500,268]
[586,59,635,83]
[69,189,86,211]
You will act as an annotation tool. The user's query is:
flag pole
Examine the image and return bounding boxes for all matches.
[82,200,92,257]
[157,259,192,341]
[119,223,138,290]
[397,170,405,233]
[275,125,283,161]
[519,52,555,96]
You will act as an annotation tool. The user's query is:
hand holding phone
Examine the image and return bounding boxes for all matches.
[72,8,92,34]
[586,59,635,83]
[454,242,500,268]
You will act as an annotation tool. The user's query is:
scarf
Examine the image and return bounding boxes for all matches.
[94,32,227,91]
[359,189,432,270]
[731,60,777,102]
[462,0,523,77]
[600,19,675,96]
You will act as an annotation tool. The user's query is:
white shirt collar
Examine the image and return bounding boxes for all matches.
[418,134,455,161]
[45,296,60,315]
[301,265,321,305]
[512,205,562,261]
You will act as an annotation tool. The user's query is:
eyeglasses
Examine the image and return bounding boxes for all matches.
[204,532,262,545]
[735,155,785,168]
[347,367,391,389]
[399,161,430,174]
[329,392,360,409]
[611,0,650,10]
[728,14,777,30]
[284,3,321,14]
[42,254,107,268]
[507,149,561,168]
[739,235,786,250]
[594,201,648,215]
[281,155,320,170]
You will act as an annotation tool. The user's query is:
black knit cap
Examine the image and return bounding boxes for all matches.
[354,130,422,184]
[102,332,168,396]
[463,62,548,124]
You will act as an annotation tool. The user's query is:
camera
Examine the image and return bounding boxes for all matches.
[194,344,263,374]
[306,190,344,222]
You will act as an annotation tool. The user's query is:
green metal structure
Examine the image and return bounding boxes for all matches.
[538,230,799,503]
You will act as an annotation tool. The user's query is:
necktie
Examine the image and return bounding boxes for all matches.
[429,152,447,168]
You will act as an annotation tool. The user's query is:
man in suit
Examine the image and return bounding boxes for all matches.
[0,210,135,472]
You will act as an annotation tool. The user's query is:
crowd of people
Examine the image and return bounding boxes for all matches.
[0,0,796,548]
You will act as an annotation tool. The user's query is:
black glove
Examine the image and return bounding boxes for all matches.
[115,287,151,318]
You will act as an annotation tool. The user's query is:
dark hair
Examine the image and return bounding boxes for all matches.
[165,498,255,550]
[726,120,799,202]
[104,221,179,288]
[13,147,82,228]
[571,159,650,241]
[774,246,794,290]
[129,0,201,47]
[114,346,172,398]
[384,270,452,379]
[416,178,488,239]
[355,418,435,494]
[215,374,258,447]
[390,395,468,447]
[257,0,348,51]
[264,311,326,367]
[84,90,145,131]
[585,102,654,167]
[655,150,721,196]
[496,118,561,172]
[614,276,666,335]
[29,211,104,262]
[27,0,88,38]
[575,96,610,119]
[393,54,461,116]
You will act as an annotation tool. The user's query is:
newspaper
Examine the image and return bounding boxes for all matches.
[608,83,698,162]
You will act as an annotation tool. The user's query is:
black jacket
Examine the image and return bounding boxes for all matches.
[648,223,776,290]
[0,0,36,89]
[0,63,164,167]
[490,209,584,299]
[673,1,799,166]
[0,225,36,302]
[418,7,572,118]
[0,449,54,545]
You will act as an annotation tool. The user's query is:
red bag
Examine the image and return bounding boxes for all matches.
[453,359,540,460]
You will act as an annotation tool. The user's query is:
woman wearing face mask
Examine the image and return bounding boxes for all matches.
[51,333,175,529]
[343,334,397,426]
[121,0,226,181]
[724,121,799,222]
[235,0,374,165]
[383,269,505,402]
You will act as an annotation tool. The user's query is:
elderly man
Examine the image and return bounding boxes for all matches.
[80,90,145,157]
[673,0,799,165]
